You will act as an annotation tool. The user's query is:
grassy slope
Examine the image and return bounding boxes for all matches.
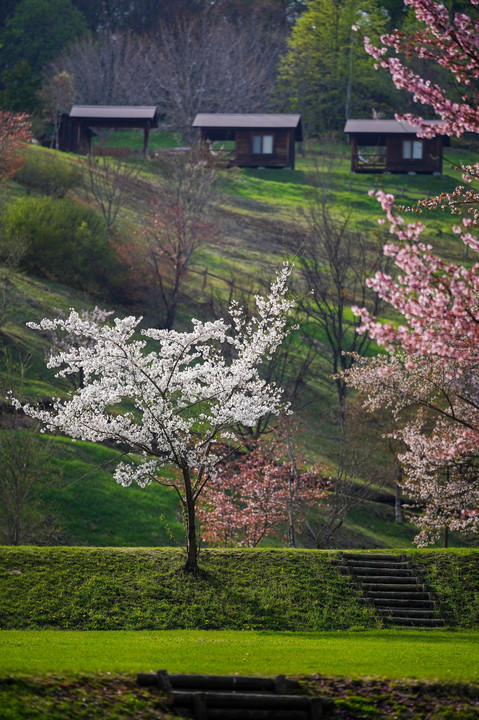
[43,438,184,547]
[0,547,375,631]
[1,139,478,550]
[1,547,478,630]
[1,671,479,720]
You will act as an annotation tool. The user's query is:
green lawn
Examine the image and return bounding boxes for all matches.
[91,129,183,151]
[1,630,478,682]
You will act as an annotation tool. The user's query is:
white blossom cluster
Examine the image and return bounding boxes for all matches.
[19,263,295,499]
[344,351,479,544]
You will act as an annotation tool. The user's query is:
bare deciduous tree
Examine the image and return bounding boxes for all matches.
[49,30,157,106]
[49,16,282,144]
[115,156,220,329]
[302,401,392,548]
[83,155,140,235]
[39,71,75,150]
[151,15,283,142]
[288,194,391,422]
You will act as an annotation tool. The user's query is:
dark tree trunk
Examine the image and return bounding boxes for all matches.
[288,476,296,548]
[182,466,200,573]
[395,470,403,524]
[395,483,403,524]
[286,438,300,548]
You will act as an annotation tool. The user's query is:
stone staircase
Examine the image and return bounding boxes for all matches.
[339,552,447,627]
[137,670,334,719]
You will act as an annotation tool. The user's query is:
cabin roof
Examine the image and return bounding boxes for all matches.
[193,113,301,129]
[193,113,302,141]
[70,105,158,121]
[344,119,442,134]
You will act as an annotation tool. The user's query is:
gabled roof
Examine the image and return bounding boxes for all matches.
[344,119,442,134]
[193,113,302,141]
[70,105,158,121]
[193,113,301,129]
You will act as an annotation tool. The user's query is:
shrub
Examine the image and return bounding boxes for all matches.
[1,196,128,299]
[15,149,82,198]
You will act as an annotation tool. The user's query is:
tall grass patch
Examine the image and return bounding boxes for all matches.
[411,549,479,627]
[0,548,376,631]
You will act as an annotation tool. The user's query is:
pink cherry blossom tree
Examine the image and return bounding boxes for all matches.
[16,264,294,573]
[197,432,330,548]
[345,0,479,544]
[0,110,32,183]
[345,194,479,547]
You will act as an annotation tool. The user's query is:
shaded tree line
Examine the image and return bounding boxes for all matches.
[0,0,446,135]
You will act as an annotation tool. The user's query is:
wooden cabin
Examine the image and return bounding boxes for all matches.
[192,113,303,169]
[344,119,445,173]
[59,105,159,155]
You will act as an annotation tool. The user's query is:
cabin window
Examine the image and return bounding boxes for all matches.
[252,134,273,154]
[357,145,386,167]
[403,139,423,160]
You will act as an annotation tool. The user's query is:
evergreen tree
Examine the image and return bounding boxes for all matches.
[276,0,393,135]
[0,0,87,111]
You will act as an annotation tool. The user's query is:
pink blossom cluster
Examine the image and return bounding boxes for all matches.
[198,436,330,547]
[346,0,479,545]
[362,0,479,138]
[0,110,32,182]
[359,0,479,231]
[354,191,479,366]
[346,191,479,544]
[345,352,479,544]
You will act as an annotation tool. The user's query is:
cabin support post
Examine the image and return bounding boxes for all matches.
[143,124,150,157]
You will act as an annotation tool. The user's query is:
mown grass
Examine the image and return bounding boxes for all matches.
[91,129,183,152]
[1,629,478,681]
[1,548,478,631]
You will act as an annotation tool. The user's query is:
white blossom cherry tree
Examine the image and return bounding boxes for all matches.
[17,264,294,573]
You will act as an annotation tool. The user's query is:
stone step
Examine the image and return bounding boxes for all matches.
[342,553,447,627]
[357,576,422,585]
[350,566,414,577]
[345,559,410,570]
[370,598,435,609]
[368,591,431,601]
[137,671,335,719]
[383,616,446,627]
[375,606,438,617]
[361,582,426,595]
[342,553,405,562]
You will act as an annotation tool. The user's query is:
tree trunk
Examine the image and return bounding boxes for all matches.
[286,438,300,548]
[395,470,403,524]
[182,466,200,573]
[288,476,296,548]
[444,525,449,549]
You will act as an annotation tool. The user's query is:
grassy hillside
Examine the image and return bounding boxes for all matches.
[1,547,478,630]
[2,642,479,717]
[1,137,478,551]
